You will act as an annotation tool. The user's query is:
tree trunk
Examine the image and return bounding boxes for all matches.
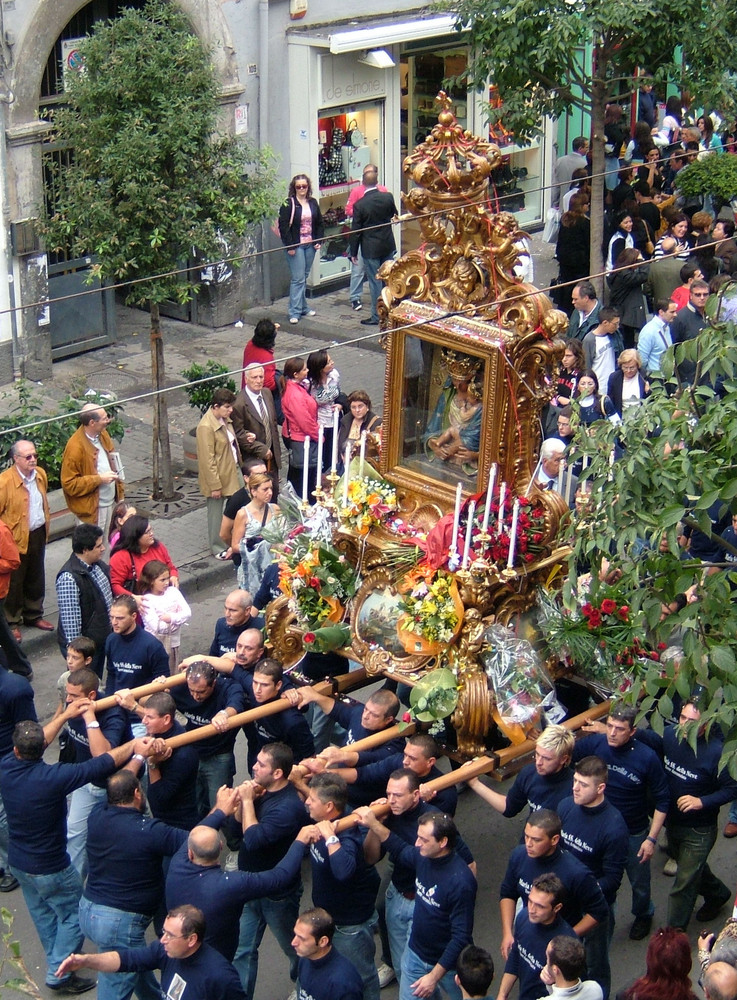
[589,69,607,299]
[150,300,175,500]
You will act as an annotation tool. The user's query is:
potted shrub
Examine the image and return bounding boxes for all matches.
[180,361,237,473]
[677,154,737,215]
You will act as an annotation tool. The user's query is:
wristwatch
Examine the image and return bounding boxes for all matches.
[86,721,101,729]
[325,835,339,846]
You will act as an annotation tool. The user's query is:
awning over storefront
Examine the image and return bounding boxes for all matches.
[288,13,459,52]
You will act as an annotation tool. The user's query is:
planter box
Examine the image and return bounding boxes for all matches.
[48,488,76,542]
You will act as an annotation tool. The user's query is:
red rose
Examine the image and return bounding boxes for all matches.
[582,603,594,618]
[524,552,535,562]
[290,525,306,537]
[310,576,320,587]
[618,606,629,619]
[587,610,602,628]
[600,598,617,615]
[402,711,411,723]
[657,642,667,651]
[532,533,543,544]
[303,632,316,644]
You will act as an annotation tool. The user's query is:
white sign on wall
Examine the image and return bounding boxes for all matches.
[235,104,249,135]
[320,53,387,107]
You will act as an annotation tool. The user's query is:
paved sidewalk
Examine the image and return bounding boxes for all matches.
[0,234,557,661]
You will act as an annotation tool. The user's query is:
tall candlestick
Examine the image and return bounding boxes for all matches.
[481,462,497,534]
[359,431,367,477]
[316,426,324,485]
[497,481,507,534]
[507,498,520,569]
[462,501,476,570]
[330,409,339,474]
[557,458,565,494]
[342,443,351,507]
[450,482,462,557]
[302,437,310,504]
[565,462,573,506]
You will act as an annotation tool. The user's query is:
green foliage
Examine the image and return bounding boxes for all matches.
[1,907,43,998]
[564,304,737,772]
[180,361,236,415]
[0,382,125,490]
[677,154,737,204]
[43,0,281,306]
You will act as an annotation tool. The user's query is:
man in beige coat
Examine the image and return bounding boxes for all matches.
[0,440,52,639]
[196,388,243,557]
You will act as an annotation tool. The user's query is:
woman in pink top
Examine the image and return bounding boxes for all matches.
[278,174,324,325]
[280,357,319,498]
[242,318,278,391]
[109,515,178,606]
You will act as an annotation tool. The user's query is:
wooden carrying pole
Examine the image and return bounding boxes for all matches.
[94,672,188,712]
[332,699,612,833]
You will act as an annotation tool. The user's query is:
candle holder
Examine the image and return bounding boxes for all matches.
[312,486,325,505]
[299,500,312,514]
[501,566,518,582]
[455,566,473,584]
[325,470,340,491]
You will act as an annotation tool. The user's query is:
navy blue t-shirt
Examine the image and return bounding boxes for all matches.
[297,947,363,1000]
[505,909,576,1000]
[117,940,246,1000]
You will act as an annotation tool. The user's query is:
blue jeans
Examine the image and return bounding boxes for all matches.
[79,896,160,1000]
[667,822,727,930]
[349,249,365,303]
[0,790,8,870]
[400,946,461,1000]
[196,751,236,817]
[624,829,653,919]
[333,915,379,1000]
[385,883,415,985]
[363,255,392,322]
[12,863,84,986]
[584,904,613,1000]
[67,782,107,879]
[234,885,302,1000]
[286,245,316,320]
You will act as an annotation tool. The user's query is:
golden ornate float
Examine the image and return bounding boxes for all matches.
[268,94,573,757]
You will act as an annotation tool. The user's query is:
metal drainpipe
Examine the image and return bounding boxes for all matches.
[0,8,20,380]
[259,0,271,305]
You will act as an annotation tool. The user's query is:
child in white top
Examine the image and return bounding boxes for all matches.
[139,558,191,672]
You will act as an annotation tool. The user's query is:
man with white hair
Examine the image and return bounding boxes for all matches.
[536,439,577,504]
[231,364,280,498]
[705,963,737,1000]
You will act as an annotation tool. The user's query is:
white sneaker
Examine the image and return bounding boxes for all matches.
[377,963,396,988]
[289,317,299,325]
[663,857,678,876]
[286,991,297,1000]
[305,309,316,317]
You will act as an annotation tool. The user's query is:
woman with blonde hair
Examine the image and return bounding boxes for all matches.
[233,471,280,593]
[607,349,650,418]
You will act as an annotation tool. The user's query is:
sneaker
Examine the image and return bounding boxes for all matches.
[0,871,18,892]
[286,991,297,1000]
[629,915,652,941]
[304,309,316,317]
[377,963,396,988]
[360,317,379,326]
[48,974,97,994]
[289,317,299,325]
[663,857,678,876]
[351,301,363,311]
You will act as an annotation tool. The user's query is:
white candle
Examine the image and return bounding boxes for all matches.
[342,443,351,506]
[462,501,476,570]
[330,409,339,474]
[582,455,589,471]
[302,437,310,504]
[316,426,324,485]
[557,457,565,494]
[497,481,507,533]
[507,498,520,569]
[565,462,573,506]
[359,431,367,477]
[481,462,497,534]
[450,482,462,556]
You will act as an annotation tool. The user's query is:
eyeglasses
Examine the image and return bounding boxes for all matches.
[161,929,187,941]
[295,183,308,190]
[17,453,37,459]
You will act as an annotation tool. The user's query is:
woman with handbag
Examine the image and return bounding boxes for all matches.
[280,357,319,499]
[233,472,280,594]
[109,514,178,606]
[278,174,324,325]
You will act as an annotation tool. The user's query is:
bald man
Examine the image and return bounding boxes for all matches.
[61,403,124,549]
[705,962,737,1000]
[165,786,314,961]
[209,591,257,658]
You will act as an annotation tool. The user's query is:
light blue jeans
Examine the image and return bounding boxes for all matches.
[12,863,84,986]
[400,945,462,1000]
[363,255,391,322]
[234,885,302,1000]
[385,883,415,985]
[349,248,365,303]
[196,751,236,817]
[333,915,380,1000]
[79,896,160,1000]
[286,245,316,320]
[67,782,107,879]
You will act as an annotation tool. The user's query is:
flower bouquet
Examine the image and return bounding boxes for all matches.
[481,624,563,744]
[278,532,359,631]
[396,566,464,655]
[337,459,398,535]
[537,587,663,696]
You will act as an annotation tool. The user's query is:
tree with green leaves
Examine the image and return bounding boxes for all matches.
[445,0,737,283]
[561,284,737,767]
[44,0,280,498]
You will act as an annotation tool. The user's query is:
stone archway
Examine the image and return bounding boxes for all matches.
[9,0,240,127]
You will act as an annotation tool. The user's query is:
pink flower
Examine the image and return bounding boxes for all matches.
[402,711,411,723]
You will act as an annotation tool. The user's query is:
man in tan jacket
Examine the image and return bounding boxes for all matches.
[0,440,52,639]
[196,388,243,557]
[61,404,124,554]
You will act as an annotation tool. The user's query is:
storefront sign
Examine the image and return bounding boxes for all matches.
[321,54,387,107]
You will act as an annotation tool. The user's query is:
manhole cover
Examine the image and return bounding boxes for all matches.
[124,475,203,520]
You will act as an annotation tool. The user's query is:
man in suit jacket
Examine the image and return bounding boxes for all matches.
[231,365,280,500]
[349,166,398,327]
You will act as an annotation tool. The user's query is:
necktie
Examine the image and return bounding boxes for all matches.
[256,395,272,449]
[256,395,266,420]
